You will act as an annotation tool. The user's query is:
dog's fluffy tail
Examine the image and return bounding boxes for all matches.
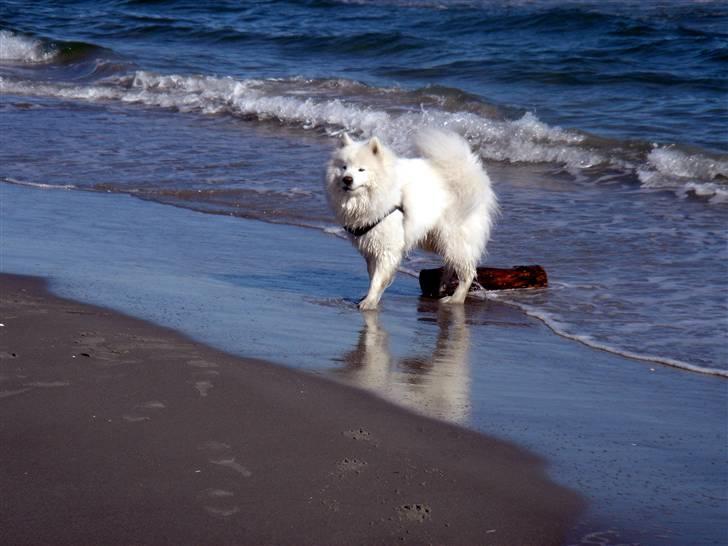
[416,128,497,215]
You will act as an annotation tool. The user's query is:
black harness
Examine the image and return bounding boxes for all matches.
[343,205,404,238]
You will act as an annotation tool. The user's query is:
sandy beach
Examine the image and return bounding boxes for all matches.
[0,273,583,545]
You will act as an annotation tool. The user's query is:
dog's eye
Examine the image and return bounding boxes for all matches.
[358,168,365,172]
[340,165,347,170]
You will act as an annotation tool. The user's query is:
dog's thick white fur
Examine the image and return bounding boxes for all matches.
[325,129,497,310]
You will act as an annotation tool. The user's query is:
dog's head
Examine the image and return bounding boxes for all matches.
[325,133,392,201]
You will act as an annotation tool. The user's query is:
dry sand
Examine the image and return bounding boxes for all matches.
[0,273,583,545]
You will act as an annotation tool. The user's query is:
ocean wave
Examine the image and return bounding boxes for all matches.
[637,147,728,203]
[0,30,108,67]
[0,69,598,161]
[0,30,56,63]
[1,69,725,201]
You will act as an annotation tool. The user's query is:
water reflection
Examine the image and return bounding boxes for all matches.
[334,304,471,423]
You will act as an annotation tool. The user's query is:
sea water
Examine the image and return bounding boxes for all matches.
[2,0,725,374]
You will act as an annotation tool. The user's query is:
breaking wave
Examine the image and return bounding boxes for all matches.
[0,30,56,63]
[1,68,726,201]
[638,148,728,204]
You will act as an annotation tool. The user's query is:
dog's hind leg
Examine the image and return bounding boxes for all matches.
[440,261,476,304]
[438,211,488,305]
[359,253,400,310]
[439,236,478,304]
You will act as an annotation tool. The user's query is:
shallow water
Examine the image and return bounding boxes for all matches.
[1,0,726,373]
[2,182,727,545]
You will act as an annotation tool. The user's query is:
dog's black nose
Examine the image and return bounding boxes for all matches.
[342,175,354,187]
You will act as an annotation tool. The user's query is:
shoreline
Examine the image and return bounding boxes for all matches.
[2,182,726,544]
[3,175,725,379]
[0,273,582,545]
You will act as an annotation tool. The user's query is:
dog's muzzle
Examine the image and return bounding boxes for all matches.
[341,175,354,191]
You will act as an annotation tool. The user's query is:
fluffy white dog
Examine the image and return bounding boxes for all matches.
[325,129,497,310]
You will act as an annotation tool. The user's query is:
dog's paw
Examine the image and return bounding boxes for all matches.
[357,297,379,311]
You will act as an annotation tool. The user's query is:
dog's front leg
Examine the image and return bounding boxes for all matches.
[358,253,399,311]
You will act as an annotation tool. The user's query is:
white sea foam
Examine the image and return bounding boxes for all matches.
[646,147,728,181]
[637,147,728,201]
[683,182,728,204]
[1,70,725,202]
[0,70,608,173]
[2,177,77,190]
[490,297,728,378]
[0,31,55,63]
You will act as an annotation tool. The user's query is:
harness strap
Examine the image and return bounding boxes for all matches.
[344,205,404,238]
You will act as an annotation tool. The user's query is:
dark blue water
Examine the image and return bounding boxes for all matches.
[2,0,727,151]
[1,1,727,372]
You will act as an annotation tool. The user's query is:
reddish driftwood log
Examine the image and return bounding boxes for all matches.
[419,265,548,298]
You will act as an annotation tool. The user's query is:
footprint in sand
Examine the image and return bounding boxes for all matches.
[195,441,251,518]
[336,457,369,476]
[197,488,240,518]
[198,440,253,478]
[343,428,377,443]
[122,400,167,423]
[187,359,219,398]
[397,503,432,523]
[209,456,253,478]
[193,380,214,397]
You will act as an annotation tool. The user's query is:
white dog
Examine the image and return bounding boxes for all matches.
[325,129,497,310]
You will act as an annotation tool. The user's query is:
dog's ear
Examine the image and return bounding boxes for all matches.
[369,137,381,156]
[339,133,354,147]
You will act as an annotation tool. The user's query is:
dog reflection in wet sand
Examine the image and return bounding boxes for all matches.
[336,305,470,423]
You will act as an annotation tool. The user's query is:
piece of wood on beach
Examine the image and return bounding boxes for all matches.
[419,265,548,298]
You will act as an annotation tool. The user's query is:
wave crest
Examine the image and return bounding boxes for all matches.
[0,30,56,63]
[637,148,728,203]
[2,68,726,202]
[122,71,605,169]
[0,30,109,69]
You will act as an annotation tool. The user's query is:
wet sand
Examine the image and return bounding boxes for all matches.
[0,273,583,545]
